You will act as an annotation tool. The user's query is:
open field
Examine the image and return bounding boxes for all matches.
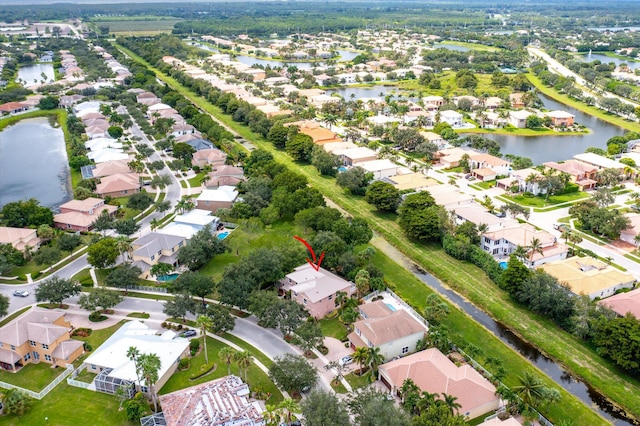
[115,42,636,424]
[92,19,181,35]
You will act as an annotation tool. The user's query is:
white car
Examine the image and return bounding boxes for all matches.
[339,355,353,366]
[13,290,29,297]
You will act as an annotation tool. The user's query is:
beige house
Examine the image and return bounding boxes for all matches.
[434,147,470,168]
[205,165,246,188]
[378,348,500,420]
[54,198,119,232]
[385,173,439,192]
[192,148,228,168]
[0,227,41,252]
[539,257,635,300]
[427,184,475,210]
[284,120,343,145]
[620,213,640,246]
[347,300,427,361]
[95,173,141,198]
[279,263,356,319]
[334,147,379,166]
[0,309,84,371]
[508,110,532,128]
[542,160,598,191]
[196,186,239,212]
[131,232,186,279]
[92,159,133,178]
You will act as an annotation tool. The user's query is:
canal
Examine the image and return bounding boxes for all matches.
[412,265,636,425]
[0,117,71,209]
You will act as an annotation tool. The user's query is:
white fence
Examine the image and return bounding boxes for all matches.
[67,363,92,390]
[0,364,74,400]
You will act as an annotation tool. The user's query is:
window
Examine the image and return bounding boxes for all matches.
[178,241,184,247]
[151,255,155,261]
[10,345,15,350]
[30,340,36,347]
[44,354,52,362]
[402,346,409,354]
[24,353,31,361]
[328,294,333,301]
[492,248,499,255]
[0,342,2,347]
[158,250,161,256]
[91,364,96,370]
[303,298,307,305]
[42,343,49,350]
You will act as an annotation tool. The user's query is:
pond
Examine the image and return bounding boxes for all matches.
[433,42,471,52]
[325,86,398,100]
[16,63,55,85]
[576,52,640,70]
[480,93,625,164]
[0,117,71,209]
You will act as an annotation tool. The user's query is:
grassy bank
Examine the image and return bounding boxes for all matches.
[460,126,588,136]
[116,43,631,424]
[527,72,640,134]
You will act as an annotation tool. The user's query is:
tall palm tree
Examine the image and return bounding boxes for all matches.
[126,346,141,390]
[115,236,132,263]
[263,405,283,426]
[352,346,368,376]
[277,398,300,423]
[441,393,462,414]
[416,391,439,414]
[150,218,160,232]
[234,350,252,382]
[399,378,420,404]
[196,315,213,364]
[219,347,237,376]
[365,346,384,377]
[527,237,544,265]
[513,371,545,408]
[512,245,528,262]
[137,353,162,412]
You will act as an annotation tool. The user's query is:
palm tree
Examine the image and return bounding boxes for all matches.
[137,352,162,412]
[365,346,384,377]
[399,378,420,404]
[175,199,188,214]
[219,347,237,376]
[512,245,528,262]
[263,405,283,426]
[277,398,300,424]
[234,350,252,382]
[352,346,368,376]
[115,236,132,263]
[513,371,545,408]
[196,315,213,364]
[416,391,439,414]
[441,393,462,414]
[568,233,583,253]
[126,346,141,390]
[150,218,160,232]
[526,237,544,265]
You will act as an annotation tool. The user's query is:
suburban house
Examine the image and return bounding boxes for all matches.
[95,173,141,198]
[509,93,525,108]
[205,165,246,188]
[359,159,404,179]
[279,263,356,319]
[542,160,598,191]
[427,184,475,210]
[84,321,189,396]
[422,95,444,111]
[508,110,532,128]
[539,257,636,300]
[378,348,500,420]
[285,120,343,145]
[620,213,640,246]
[347,300,427,361]
[0,309,84,371]
[481,223,568,267]
[158,209,220,240]
[573,152,626,172]
[451,205,518,232]
[59,94,84,107]
[434,147,471,168]
[185,138,214,152]
[383,173,439,192]
[54,198,119,232]
[546,110,575,127]
[154,375,265,426]
[196,186,239,212]
[0,101,29,115]
[479,416,523,426]
[420,131,446,148]
[87,148,130,164]
[191,148,227,168]
[469,154,511,181]
[131,232,186,279]
[91,159,133,178]
[334,146,379,166]
[599,288,640,319]
[439,110,463,127]
[496,168,544,195]
[0,227,41,252]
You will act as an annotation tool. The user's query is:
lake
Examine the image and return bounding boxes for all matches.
[325,86,398,100]
[0,117,71,209]
[481,93,625,164]
[16,63,55,85]
[433,42,471,52]
[577,52,640,70]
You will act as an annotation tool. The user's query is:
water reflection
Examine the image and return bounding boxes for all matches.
[16,63,55,85]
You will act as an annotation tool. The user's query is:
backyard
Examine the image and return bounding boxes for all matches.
[501,190,590,208]
[0,362,64,392]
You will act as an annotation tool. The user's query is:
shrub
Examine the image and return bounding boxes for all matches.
[89,312,107,322]
[83,342,93,351]
[177,358,189,371]
[72,328,92,337]
[161,322,167,328]
[189,362,215,380]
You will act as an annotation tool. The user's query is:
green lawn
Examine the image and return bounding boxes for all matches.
[126,312,150,319]
[117,43,621,424]
[0,382,136,426]
[503,191,590,208]
[73,369,98,384]
[345,371,374,389]
[319,316,349,342]
[460,126,587,137]
[159,336,283,404]
[220,333,274,368]
[0,362,64,392]
[71,268,94,286]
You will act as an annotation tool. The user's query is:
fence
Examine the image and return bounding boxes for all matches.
[129,285,167,293]
[67,363,91,390]
[0,364,74,400]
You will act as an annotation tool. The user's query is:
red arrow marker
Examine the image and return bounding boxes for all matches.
[294,236,325,271]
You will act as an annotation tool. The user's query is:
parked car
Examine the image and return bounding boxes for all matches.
[339,355,353,366]
[13,290,29,297]
[466,175,476,181]
[553,223,569,232]
[180,329,197,338]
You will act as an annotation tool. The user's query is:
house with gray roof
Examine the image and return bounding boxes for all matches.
[131,232,186,279]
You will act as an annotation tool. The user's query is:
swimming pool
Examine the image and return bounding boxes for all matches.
[338,166,347,173]
[217,231,230,240]
[384,303,397,312]
[499,261,508,270]
[157,273,180,282]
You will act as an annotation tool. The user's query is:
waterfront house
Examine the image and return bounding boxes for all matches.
[95,173,141,198]
[508,110,532,128]
[542,160,598,190]
[54,198,118,232]
[546,110,575,127]
[439,110,463,127]
[279,263,356,319]
[0,227,41,252]
[378,348,500,419]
